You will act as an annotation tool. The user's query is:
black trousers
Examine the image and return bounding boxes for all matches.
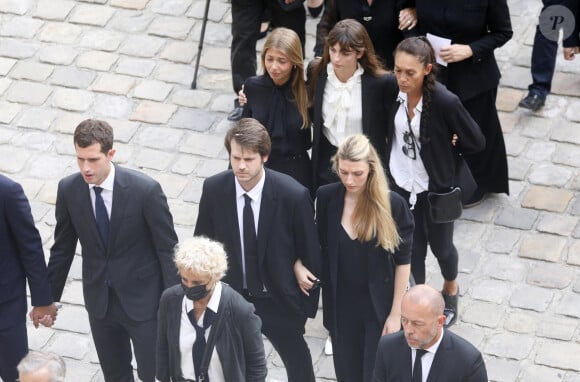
[230,0,306,94]
[88,289,157,382]
[246,295,315,382]
[392,186,459,284]
[0,297,28,382]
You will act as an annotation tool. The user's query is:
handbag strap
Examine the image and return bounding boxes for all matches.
[197,290,228,382]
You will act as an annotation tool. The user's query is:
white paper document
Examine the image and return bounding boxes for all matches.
[426,33,452,67]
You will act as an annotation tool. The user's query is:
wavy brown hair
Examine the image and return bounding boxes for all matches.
[261,27,309,129]
[332,134,400,252]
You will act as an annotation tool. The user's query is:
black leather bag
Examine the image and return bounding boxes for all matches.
[277,0,305,11]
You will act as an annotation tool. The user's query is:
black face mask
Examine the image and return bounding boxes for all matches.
[182,283,210,301]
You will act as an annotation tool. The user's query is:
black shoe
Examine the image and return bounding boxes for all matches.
[463,188,485,209]
[308,4,324,17]
[227,100,243,121]
[518,93,545,111]
[442,287,459,328]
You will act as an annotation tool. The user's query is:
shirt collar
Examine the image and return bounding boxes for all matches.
[89,163,115,192]
[420,328,444,355]
[327,62,364,87]
[397,91,423,113]
[235,168,266,202]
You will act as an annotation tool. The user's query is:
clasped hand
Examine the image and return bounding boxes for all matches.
[29,303,59,328]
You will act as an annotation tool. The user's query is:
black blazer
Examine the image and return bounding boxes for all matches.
[311,67,399,189]
[316,182,414,336]
[415,0,513,101]
[48,165,179,321]
[156,283,267,382]
[0,175,53,330]
[564,0,580,48]
[373,330,488,381]
[386,82,485,193]
[194,168,321,318]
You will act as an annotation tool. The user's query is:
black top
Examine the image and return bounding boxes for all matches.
[337,225,368,294]
[242,74,311,156]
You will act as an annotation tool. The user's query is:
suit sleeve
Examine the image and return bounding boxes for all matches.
[466,351,488,382]
[443,92,486,154]
[143,181,179,288]
[294,187,321,280]
[48,180,79,302]
[390,192,414,265]
[6,181,53,306]
[194,179,215,238]
[563,0,579,48]
[239,299,268,382]
[372,336,389,381]
[314,0,338,57]
[156,291,171,382]
[469,0,513,62]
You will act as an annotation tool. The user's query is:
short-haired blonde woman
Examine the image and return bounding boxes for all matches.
[156,237,267,382]
[315,134,414,382]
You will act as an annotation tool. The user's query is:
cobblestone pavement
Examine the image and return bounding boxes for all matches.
[1,0,579,381]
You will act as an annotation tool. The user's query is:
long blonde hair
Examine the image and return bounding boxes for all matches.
[261,27,309,129]
[332,134,400,252]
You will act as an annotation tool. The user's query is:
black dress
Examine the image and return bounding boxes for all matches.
[242,74,313,192]
[415,0,513,195]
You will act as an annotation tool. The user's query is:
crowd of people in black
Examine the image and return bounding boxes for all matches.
[2,0,579,381]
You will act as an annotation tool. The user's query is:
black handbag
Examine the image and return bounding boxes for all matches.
[277,0,305,11]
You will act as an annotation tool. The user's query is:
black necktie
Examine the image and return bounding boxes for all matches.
[412,349,428,382]
[188,309,215,382]
[93,186,109,245]
[243,194,261,293]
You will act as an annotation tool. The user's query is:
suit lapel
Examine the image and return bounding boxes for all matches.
[257,171,276,267]
[225,175,243,269]
[108,165,129,255]
[361,73,372,137]
[427,331,450,382]
[74,176,106,252]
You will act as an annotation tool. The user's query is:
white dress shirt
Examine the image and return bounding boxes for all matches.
[411,329,444,382]
[89,164,115,219]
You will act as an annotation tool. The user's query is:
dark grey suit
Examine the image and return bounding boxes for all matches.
[373,330,488,382]
[48,164,179,382]
[156,283,267,382]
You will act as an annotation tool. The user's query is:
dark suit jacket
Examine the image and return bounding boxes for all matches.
[156,283,267,382]
[48,165,179,321]
[385,82,485,193]
[415,0,513,101]
[316,182,414,335]
[0,175,53,330]
[373,330,488,381]
[194,168,321,318]
[564,0,580,48]
[310,67,399,189]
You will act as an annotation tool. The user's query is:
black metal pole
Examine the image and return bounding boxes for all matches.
[191,0,211,89]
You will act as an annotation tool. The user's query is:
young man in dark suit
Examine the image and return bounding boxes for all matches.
[373,284,487,382]
[194,118,321,382]
[0,175,58,382]
[47,119,179,382]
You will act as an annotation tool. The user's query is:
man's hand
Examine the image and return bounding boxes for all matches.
[564,47,580,61]
[439,44,473,64]
[29,303,59,328]
[293,259,318,296]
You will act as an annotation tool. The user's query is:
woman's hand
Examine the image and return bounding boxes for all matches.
[238,84,247,106]
[398,8,417,30]
[382,313,401,336]
[451,134,458,146]
[294,259,318,296]
[564,47,579,61]
[439,44,473,64]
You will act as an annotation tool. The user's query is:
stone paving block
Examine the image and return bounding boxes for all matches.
[575,224,580,239]
[498,111,519,133]
[192,21,230,46]
[168,200,196,226]
[197,72,232,91]
[510,284,554,312]
[0,146,30,173]
[552,72,580,97]
[504,134,528,157]
[70,3,115,26]
[461,300,504,328]
[459,200,498,222]
[37,180,60,206]
[28,154,73,180]
[148,16,194,39]
[115,57,156,77]
[156,62,195,85]
[528,163,572,187]
[16,108,57,131]
[568,240,580,266]
[517,115,553,138]
[76,51,119,72]
[50,66,96,89]
[170,107,217,131]
[171,89,212,108]
[160,41,196,63]
[0,37,39,58]
[130,100,177,124]
[508,157,532,181]
[119,35,165,57]
[53,112,89,134]
[485,358,521,382]
[180,132,223,157]
[0,0,34,14]
[0,127,17,144]
[486,227,521,254]
[469,279,512,304]
[200,47,231,71]
[110,143,133,164]
[102,118,139,143]
[52,88,94,112]
[93,94,133,119]
[496,87,523,112]
[499,65,530,90]
[572,171,580,192]
[494,205,538,230]
[62,359,101,381]
[537,212,578,237]
[0,77,11,95]
[33,0,76,20]
[519,233,566,262]
[566,99,580,122]
[91,74,136,95]
[553,143,580,168]
[172,155,201,176]
[145,171,188,199]
[80,29,123,52]
[6,81,52,106]
[133,80,173,101]
[109,12,154,33]
[536,315,578,341]
[525,141,556,161]
[45,332,92,360]
[39,22,82,43]
[519,365,566,382]
[485,332,535,360]
[195,158,228,178]
[503,310,537,333]
[0,16,44,39]
[0,56,16,75]
[521,186,573,213]
[133,148,174,170]
[135,125,183,150]
[110,0,150,9]
[26,325,54,350]
[551,121,580,145]
[150,0,192,16]
[0,100,21,123]
[60,280,84,305]
[187,0,228,22]
[210,92,237,113]
[52,304,91,334]
[527,262,574,289]
[535,341,580,371]
[38,45,78,65]
[555,292,580,318]
[448,324,486,349]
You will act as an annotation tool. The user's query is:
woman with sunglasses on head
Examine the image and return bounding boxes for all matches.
[387,37,485,327]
